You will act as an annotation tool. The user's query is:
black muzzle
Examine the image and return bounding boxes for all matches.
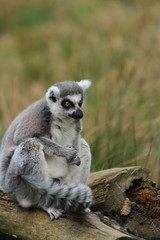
[69,108,83,119]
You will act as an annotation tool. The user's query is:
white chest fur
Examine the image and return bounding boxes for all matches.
[46,119,80,181]
[51,120,76,147]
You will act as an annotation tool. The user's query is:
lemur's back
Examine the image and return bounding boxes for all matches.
[0,98,51,153]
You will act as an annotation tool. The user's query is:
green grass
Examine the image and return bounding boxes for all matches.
[0,0,160,186]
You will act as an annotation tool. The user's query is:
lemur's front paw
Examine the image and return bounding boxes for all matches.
[71,156,81,166]
[65,146,81,166]
[64,146,76,160]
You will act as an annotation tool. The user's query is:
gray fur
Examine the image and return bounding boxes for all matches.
[0,80,92,220]
[39,136,80,165]
[55,81,83,97]
[4,138,92,214]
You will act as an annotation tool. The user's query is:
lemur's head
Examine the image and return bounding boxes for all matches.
[46,80,91,120]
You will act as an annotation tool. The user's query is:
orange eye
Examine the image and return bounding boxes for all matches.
[64,101,71,107]
[62,99,74,108]
[79,100,83,106]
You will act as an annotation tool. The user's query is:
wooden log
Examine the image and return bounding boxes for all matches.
[0,166,159,240]
[88,166,160,240]
[0,192,136,240]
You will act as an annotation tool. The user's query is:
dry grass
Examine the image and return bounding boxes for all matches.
[0,0,160,185]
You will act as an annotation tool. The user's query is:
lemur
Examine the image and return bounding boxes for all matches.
[0,80,92,220]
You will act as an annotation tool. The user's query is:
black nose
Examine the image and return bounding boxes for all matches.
[69,109,83,119]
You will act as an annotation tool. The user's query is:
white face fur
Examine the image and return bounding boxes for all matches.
[46,80,91,120]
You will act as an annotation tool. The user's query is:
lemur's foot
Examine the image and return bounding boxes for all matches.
[84,207,91,213]
[45,207,64,220]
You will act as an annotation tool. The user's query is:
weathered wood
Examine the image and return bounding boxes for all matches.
[0,192,135,240]
[88,166,149,213]
[88,166,160,240]
[0,166,159,240]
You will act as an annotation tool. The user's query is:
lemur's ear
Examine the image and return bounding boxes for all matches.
[46,86,60,102]
[78,79,92,92]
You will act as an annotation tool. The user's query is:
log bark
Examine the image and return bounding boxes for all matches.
[88,166,160,240]
[0,193,136,240]
[0,166,159,240]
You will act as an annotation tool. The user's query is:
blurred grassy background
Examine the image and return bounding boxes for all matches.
[0,0,160,186]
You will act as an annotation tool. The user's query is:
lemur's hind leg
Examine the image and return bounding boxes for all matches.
[72,138,91,184]
[4,138,92,220]
[70,138,92,213]
[4,138,65,219]
[4,138,51,206]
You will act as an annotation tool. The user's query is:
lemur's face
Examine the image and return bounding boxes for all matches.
[61,94,83,119]
[46,80,91,120]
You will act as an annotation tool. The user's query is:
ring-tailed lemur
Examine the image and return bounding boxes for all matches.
[0,80,92,220]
